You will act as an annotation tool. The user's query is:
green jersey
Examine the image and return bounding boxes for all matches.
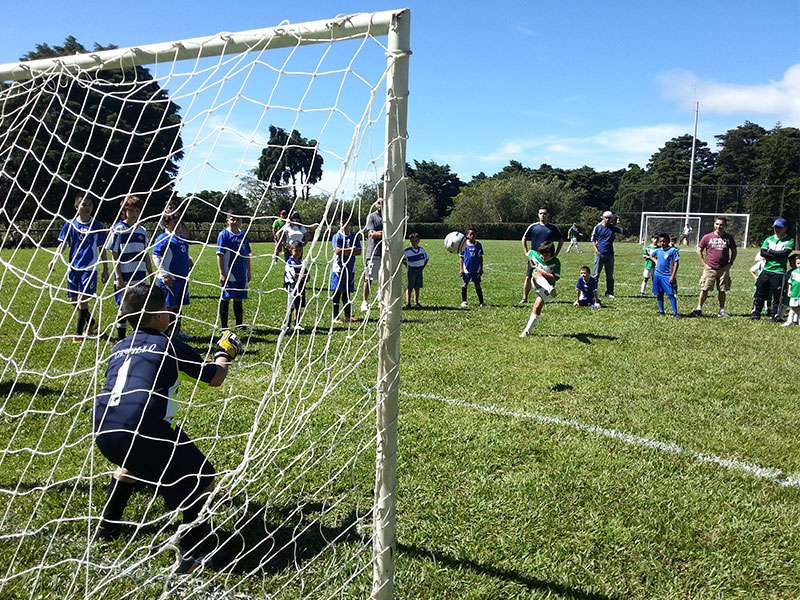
[789,268,800,299]
[527,250,561,283]
[761,235,795,273]
[568,226,579,241]
[643,243,657,269]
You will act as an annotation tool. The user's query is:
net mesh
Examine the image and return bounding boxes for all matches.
[0,13,404,599]
[640,213,750,247]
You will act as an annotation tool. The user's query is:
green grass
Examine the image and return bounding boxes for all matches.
[1,238,798,599]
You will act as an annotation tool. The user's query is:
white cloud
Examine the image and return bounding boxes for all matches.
[658,64,800,126]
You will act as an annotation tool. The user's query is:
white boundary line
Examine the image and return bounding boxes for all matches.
[404,392,800,488]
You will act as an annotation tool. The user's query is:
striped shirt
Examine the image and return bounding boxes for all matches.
[403,246,429,269]
[106,221,149,282]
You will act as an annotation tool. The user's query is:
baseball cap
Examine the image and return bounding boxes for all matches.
[279,210,288,217]
[773,218,787,228]
[602,211,614,218]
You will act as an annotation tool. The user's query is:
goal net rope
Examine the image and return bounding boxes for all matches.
[639,212,751,247]
[0,10,408,599]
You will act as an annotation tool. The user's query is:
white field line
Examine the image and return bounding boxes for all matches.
[404,392,800,488]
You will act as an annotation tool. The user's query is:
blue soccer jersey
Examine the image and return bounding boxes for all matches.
[576,276,598,301]
[460,241,483,274]
[152,232,191,281]
[106,221,149,283]
[331,231,361,292]
[285,256,304,286]
[652,247,679,276]
[94,328,217,434]
[216,228,252,285]
[58,217,106,271]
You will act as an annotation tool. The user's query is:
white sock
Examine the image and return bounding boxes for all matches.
[640,281,646,294]
[696,305,702,311]
[523,312,540,333]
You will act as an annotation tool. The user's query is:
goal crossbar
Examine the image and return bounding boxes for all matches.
[639,212,751,247]
[0,10,399,82]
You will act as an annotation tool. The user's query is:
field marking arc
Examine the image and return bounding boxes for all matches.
[404,392,800,488]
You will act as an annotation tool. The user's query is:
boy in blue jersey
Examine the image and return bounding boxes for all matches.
[152,210,193,339]
[283,241,307,331]
[93,284,242,573]
[460,228,486,307]
[106,196,154,340]
[520,241,561,336]
[403,232,429,309]
[216,214,252,330]
[331,216,362,324]
[574,265,601,308]
[650,233,681,319]
[49,194,109,342]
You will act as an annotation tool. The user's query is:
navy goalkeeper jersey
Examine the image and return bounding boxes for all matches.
[94,328,216,434]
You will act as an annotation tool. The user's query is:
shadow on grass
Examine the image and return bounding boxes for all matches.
[398,542,621,600]
[0,380,64,398]
[554,333,618,345]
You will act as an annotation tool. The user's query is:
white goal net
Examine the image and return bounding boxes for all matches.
[639,212,750,247]
[0,10,408,600]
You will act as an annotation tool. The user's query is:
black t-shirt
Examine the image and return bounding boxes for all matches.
[524,222,562,251]
[94,328,217,434]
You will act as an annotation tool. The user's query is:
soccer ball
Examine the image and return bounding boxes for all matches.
[444,231,466,254]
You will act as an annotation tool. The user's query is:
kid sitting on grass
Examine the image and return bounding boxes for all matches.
[520,241,561,337]
[403,232,429,308]
[650,233,681,319]
[460,227,486,307]
[638,234,658,296]
[216,214,252,330]
[574,265,601,308]
[93,283,243,573]
[283,240,307,331]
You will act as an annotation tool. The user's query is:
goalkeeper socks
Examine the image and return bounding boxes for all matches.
[476,286,484,304]
[461,286,468,303]
[76,310,89,336]
[219,301,229,328]
[101,477,135,525]
[233,300,243,326]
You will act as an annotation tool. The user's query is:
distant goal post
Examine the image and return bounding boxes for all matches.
[639,212,751,247]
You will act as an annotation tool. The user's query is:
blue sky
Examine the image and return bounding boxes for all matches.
[2,0,798,191]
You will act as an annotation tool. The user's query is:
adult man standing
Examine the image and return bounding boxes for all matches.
[750,218,795,321]
[520,207,562,304]
[689,216,737,318]
[361,199,383,311]
[591,210,625,298]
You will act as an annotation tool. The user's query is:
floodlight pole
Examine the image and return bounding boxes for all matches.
[685,101,699,227]
[373,8,410,600]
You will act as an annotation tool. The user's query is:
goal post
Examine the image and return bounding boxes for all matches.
[639,212,751,247]
[0,9,409,600]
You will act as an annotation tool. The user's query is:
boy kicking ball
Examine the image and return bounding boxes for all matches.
[93,284,243,573]
[520,241,561,337]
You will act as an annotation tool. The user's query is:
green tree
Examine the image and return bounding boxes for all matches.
[0,36,184,223]
[256,126,323,201]
[645,134,717,211]
[407,160,464,221]
[753,125,800,231]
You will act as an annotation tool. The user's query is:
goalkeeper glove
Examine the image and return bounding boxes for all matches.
[214,331,243,361]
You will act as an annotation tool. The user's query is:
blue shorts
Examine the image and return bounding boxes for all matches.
[652,273,676,296]
[462,273,481,284]
[114,272,148,305]
[577,297,599,307]
[67,269,97,299]
[95,424,215,510]
[159,277,190,308]
[221,283,248,300]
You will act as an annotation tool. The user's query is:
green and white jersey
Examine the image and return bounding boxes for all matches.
[568,226,579,240]
[643,243,657,269]
[761,235,795,273]
[527,250,561,283]
[789,268,800,299]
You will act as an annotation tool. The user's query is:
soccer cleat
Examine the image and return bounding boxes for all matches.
[293,324,305,331]
[769,315,781,323]
[333,318,345,325]
[413,302,422,309]
[717,309,731,318]
[177,550,230,575]
[518,298,527,304]
[93,520,123,542]
[405,303,412,309]
[479,302,488,307]
[348,317,359,322]
[86,320,97,336]
[749,313,760,320]
[460,301,468,307]
[234,324,248,331]
[605,294,615,299]
[360,301,369,312]
[72,336,84,344]
[781,320,795,327]
[657,311,666,316]
[519,330,529,338]
[674,314,682,320]
[689,309,702,317]
[636,292,644,297]
[550,288,557,298]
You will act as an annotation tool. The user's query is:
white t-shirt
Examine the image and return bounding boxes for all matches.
[280,223,308,244]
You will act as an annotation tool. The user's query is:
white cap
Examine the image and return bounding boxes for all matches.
[602,210,613,218]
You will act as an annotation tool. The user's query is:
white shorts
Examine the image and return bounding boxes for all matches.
[536,287,551,303]
[642,267,654,279]
[364,257,380,281]
[790,297,800,308]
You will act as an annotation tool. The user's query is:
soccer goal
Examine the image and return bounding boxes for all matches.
[0,10,408,600]
[639,212,750,247]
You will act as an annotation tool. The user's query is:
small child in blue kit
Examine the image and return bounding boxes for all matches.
[650,233,681,319]
[459,228,486,307]
[574,266,601,308]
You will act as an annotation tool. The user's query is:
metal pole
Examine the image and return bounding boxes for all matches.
[372,8,409,600]
[685,101,699,227]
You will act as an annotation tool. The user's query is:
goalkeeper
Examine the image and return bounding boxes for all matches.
[93,283,243,573]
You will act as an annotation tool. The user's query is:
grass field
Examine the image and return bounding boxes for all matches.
[1,237,798,599]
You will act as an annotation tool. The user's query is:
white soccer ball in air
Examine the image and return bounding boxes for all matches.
[444,231,466,254]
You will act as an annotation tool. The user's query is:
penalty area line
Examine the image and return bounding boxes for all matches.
[404,392,800,488]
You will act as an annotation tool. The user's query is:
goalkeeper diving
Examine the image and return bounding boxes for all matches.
[92,283,243,573]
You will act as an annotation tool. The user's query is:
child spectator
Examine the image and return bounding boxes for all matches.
[274,212,308,263]
[750,250,768,315]
[574,265,601,308]
[460,227,486,307]
[565,222,583,253]
[638,234,658,297]
[93,283,242,573]
[651,233,681,319]
[106,195,153,340]
[152,209,193,339]
[331,216,362,324]
[283,240,307,331]
[49,194,109,343]
[520,241,561,336]
[403,232,429,308]
[216,214,252,330]
[782,254,800,326]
